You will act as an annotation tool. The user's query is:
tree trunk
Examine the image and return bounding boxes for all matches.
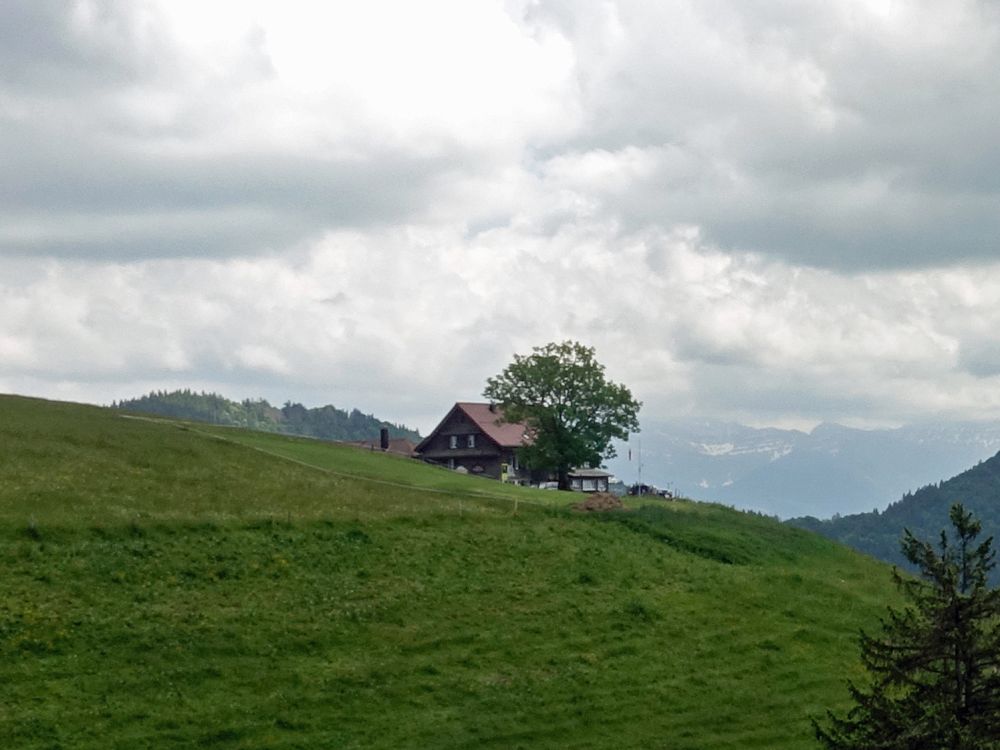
[558,467,571,491]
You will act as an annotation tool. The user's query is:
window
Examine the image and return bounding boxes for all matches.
[467,434,476,448]
[449,435,458,449]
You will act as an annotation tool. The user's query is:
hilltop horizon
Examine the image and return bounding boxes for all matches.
[11,387,1000,524]
[14,385,1000,446]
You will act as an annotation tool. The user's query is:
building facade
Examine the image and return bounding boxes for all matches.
[416,402,531,482]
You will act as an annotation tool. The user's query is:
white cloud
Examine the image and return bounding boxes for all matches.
[106,0,580,159]
[4,222,1000,430]
[3,0,1000,431]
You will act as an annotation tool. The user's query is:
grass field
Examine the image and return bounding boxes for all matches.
[0,394,897,748]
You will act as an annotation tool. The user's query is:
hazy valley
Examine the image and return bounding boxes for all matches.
[609,419,1000,519]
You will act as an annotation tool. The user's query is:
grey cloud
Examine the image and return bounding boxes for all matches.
[0,2,451,260]
[541,150,1000,270]
[1,117,446,213]
[526,0,1000,270]
[9,1,1000,270]
[672,331,757,368]
[0,1,172,92]
[959,340,1000,378]
[706,190,1000,270]
[686,363,888,423]
[0,121,456,258]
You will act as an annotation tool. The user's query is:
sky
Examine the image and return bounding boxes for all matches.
[3,0,1000,434]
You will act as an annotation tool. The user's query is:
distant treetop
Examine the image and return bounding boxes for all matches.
[113,389,420,443]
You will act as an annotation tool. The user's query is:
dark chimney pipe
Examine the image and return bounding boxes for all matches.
[380,427,389,451]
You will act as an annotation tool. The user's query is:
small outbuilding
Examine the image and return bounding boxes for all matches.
[567,468,614,493]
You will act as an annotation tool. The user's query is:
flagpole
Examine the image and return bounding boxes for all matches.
[637,436,642,489]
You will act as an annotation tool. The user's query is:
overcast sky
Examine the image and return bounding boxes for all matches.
[3,0,1000,433]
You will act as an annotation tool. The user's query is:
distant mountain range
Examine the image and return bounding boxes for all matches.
[786,451,1000,583]
[605,419,1000,519]
[114,390,421,444]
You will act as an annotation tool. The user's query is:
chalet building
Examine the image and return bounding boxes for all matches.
[416,402,532,483]
[418,402,618,491]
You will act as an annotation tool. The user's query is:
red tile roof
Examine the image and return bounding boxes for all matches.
[454,402,530,448]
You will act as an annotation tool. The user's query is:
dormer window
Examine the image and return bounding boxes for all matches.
[467,435,476,448]
[449,435,458,449]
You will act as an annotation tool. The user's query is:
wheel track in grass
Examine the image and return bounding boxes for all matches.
[117,414,549,511]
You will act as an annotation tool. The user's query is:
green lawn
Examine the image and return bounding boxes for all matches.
[0,394,897,748]
[192,420,556,506]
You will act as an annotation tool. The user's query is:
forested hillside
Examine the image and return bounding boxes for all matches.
[113,389,420,442]
[787,451,1000,579]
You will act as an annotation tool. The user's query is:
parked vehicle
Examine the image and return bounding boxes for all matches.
[628,483,674,499]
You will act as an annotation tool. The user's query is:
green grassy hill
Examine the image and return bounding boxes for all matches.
[0,394,897,749]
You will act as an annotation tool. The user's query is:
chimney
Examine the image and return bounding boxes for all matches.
[379,427,389,451]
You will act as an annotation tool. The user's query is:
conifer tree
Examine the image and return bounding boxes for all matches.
[815,504,1000,749]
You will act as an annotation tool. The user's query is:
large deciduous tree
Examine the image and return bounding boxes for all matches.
[814,503,1000,750]
[483,341,640,490]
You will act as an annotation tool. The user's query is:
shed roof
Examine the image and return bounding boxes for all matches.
[568,468,614,478]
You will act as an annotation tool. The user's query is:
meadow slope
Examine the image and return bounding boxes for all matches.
[0,395,896,749]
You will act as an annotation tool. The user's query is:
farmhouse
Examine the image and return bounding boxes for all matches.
[415,402,532,483]
[417,402,620,491]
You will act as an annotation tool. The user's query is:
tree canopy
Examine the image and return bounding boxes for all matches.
[483,341,640,489]
[815,503,1000,749]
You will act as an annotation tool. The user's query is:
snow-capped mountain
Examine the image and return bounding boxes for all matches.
[606,419,1000,519]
